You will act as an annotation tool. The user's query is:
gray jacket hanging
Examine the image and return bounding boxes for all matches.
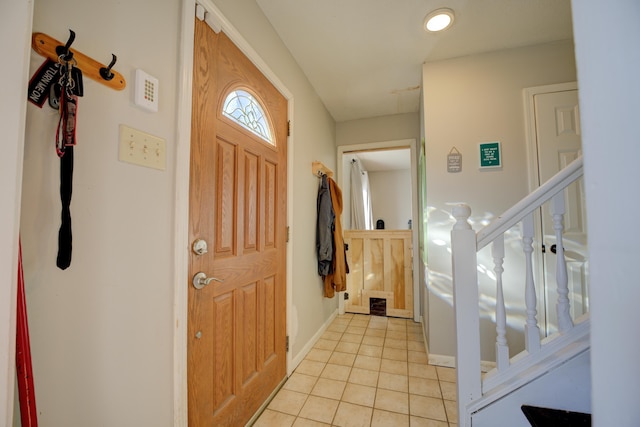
[316,175,335,276]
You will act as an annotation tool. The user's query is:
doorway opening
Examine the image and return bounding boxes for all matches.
[337,139,419,321]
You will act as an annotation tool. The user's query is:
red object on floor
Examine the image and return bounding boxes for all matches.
[16,239,38,426]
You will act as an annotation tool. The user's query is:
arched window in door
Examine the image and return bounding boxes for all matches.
[222,88,274,144]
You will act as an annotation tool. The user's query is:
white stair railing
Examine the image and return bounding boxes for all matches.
[451,157,587,426]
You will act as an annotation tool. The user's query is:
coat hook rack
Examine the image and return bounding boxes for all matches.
[31,31,126,91]
[312,161,333,178]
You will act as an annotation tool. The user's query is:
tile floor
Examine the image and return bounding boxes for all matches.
[253,313,458,427]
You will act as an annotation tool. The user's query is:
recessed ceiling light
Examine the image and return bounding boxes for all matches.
[424,8,455,32]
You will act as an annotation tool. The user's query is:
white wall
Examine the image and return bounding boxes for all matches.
[422,41,577,361]
[336,113,419,146]
[14,1,337,426]
[571,1,640,425]
[369,169,412,230]
[1,1,33,425]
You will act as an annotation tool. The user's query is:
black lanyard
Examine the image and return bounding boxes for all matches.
[55,62,79,270]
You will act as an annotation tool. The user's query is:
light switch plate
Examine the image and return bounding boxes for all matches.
[119,125,165,170]
[134,69,159,112]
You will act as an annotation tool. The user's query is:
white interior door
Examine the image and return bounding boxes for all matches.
[534,88,589,335]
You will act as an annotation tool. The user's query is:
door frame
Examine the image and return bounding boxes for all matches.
[336,139,420,322]
[174,1,295,425]
[522,81,578,336]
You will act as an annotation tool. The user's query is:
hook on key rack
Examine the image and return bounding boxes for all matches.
[55,29,76,61]
[100,54,117,81]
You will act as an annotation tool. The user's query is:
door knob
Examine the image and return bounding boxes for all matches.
[192,272,223,290]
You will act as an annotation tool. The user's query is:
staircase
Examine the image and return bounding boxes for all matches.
[450,157,590,426]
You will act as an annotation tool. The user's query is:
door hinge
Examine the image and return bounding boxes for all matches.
[287,120,291,137]
[286,226,290,243]
[286,335,290,352]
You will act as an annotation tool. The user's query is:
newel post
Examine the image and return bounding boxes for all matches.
[451,204,482,426]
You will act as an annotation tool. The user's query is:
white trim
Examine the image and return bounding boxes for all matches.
[336,139,421,322]
[1,1,33,425]
[174,2,295,425]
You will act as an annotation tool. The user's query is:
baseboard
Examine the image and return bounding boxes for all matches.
[428,353,496,372]
[290,309,338,372]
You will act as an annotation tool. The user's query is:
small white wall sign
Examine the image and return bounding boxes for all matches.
[447,147,462,173]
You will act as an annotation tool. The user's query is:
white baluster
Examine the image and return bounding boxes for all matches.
[451,204,482,422]
[522,214,541,352]
[492,235,509,371]
[552,192,573,332]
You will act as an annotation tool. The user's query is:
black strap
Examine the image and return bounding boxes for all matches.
[56,146,73,270]
[55,87,77,270]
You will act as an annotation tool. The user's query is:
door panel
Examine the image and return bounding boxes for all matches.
[533,89,588,334]
[188,18,287,426]
[344,230,413,318]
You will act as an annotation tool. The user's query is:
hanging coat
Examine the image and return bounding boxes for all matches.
[323,177,348,297]
[316,175,334,277]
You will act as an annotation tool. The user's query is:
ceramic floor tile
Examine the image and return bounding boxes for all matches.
[346,326,367,336]
[408,377,441,398]
[386,330,407,340]
[292,417,331,427]
[267,389,309,416]
[328,351,356,367]
[408,350,428,364]
[341,383,376,407]
[374,388,409,414]
[359,344,383,357]
[436,367,456,383]
[362,335,385,347]
[335,340,360,354]
[368,322,388,331]
[333,402,374,427]
[296,359,326,376]
[306,348,333,363]
[321,331,343,341]
[407,340,426,352]
[382,347,408,361]
[349,367,380,387]
[349,319,370,328]
[298,395,339,424]
[328,323,348,333]
[385,338,408,350]
[365,328,387,338]
[341,333,364,344]
[409,416,449,426]
[408,362,438,379]
[320,363,351,381]
[283,372,318,394]
[380,358,408,375]
[378,371,408,392]
[371,409,410,427]
[407,332,424,342]
[408,394,447,421]
[254,408,296,427]
[310,377,346,400]
[439,381,457,401]
[264,315,459,427]
[314,338,339,351]
[353,354,382,371]
[444,399,458,424]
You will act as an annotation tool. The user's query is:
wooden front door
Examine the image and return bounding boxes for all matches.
[188,19,288,426]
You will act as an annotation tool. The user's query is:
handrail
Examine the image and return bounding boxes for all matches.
[477,156,583,250]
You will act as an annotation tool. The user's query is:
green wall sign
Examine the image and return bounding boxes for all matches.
[479,142,501,168]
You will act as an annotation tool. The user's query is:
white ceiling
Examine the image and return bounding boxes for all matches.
[256,0,574,123]
[351,149,411,172]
